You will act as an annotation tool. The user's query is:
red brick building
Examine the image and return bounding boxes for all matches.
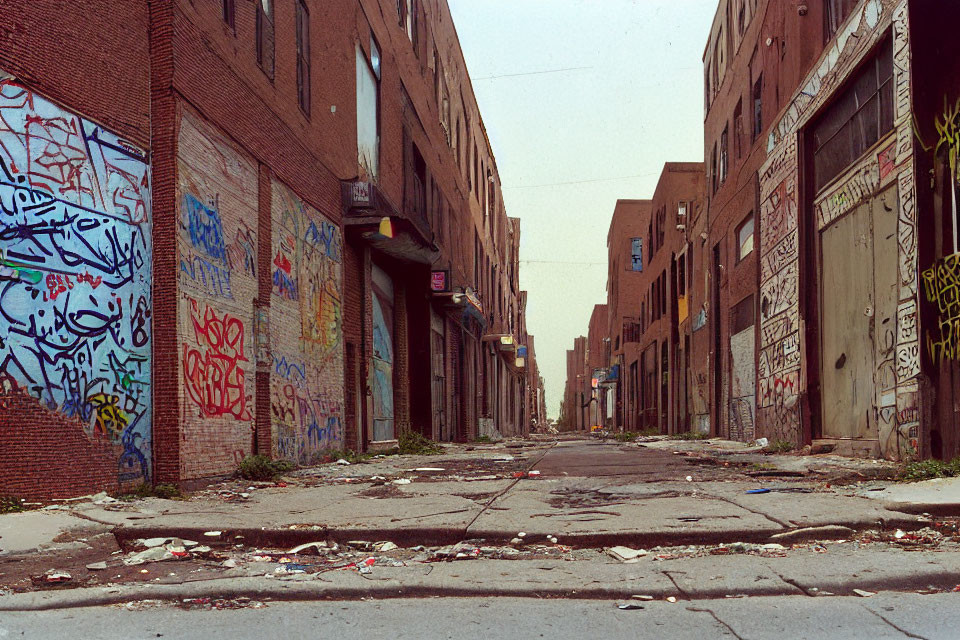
[0,0,535,498]
[561,336,588,431]
[586,304,610,429]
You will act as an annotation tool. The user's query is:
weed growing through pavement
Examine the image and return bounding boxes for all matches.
[898,457,960,482]
[398,431,445,455]
[238,455,296,481]
[0,496,26,513]
[764,439,795,454]
[671,431,710,441]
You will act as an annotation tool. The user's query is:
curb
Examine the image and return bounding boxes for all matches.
[2,569,959,612]
[110,513,929,552]
[882,501,960,517]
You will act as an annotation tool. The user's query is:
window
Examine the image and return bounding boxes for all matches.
[356,41,380,179]
[733,98,743,158]
[256,0,275,79]
[731,295,755,335]
[752,74,763,139]
[677,253,687,297]
[736,213,754,261]
[812,38,894,192]
[711,142,718,194]
[630,238,643,272]
[410,143,426,222]
[222,0,235,30]
[440,81,451,145]
[296,0,310,114]
[487,169,494,221]
[405,0,414,43]
[825,0,858,41]
[737,0,746,37]
[719,125,729,185]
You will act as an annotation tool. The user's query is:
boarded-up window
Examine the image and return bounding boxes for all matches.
[356,43,380,179]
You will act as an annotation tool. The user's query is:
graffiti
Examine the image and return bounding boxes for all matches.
[892,2,911,123]
[182,298,251,421]
[182,194,227,264]
[177,112,260,478]
[759,179,797,255]
[760,264,798,322]
[728,397,754,443]
[226,223,257,278]
[878,143,897,182]
[0,77,152,484]
[815,159,881,230]
[921,253,960,363]
[180,250,232,298]
[269,179,344,460]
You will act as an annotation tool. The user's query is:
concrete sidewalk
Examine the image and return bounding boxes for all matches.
[4,437,957,558]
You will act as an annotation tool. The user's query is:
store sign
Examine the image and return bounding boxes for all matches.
[431,270,450,292]
[351,181,372,206]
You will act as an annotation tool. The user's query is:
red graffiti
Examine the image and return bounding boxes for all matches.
[76,271,103,289]
[274,251,292,275]
[44,274,73,301]
[182,299,251,421]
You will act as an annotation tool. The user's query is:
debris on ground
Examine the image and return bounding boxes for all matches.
[607,546,648,562]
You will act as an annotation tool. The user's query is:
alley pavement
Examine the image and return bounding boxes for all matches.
[1,434,959,611]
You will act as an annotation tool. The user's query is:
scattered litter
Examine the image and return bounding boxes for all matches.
[853,589,876,598]
[517,532,527,538]
[631,595,654,601]
[336,459,351,466]
[666,596,678,603]
[222,559,237,568]
[392,479,412,486]
[412,468,445,472]
[548,536,558,544]
[685,476,693,482]
[86,562,107,571]
[204,531,222,537]
[124,547,175,566]
[373,541,399,552]
[142,538,171,548]
[607,546,648,562]
[754,438,769,447]
[894,530,906,539]
[528,470,542,477]
[746,489,770,494]
[288,542,330,555]
[617,603,644,610]
[510,538,523,545]
[44,570,72,583]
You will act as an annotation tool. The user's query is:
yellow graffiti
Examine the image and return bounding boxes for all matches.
[88,392,130,441]
[921,253,960,363]
[915,96,960,187]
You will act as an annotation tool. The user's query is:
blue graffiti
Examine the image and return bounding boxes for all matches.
[303,218,342,263]
[182,194,226,264]
[0,79,152,483]
[272,268,298,300]
[180,251,233,298]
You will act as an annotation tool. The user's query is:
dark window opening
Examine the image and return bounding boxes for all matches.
[720,125,729,185]
[731,295,755,335]
[222,0,235,30]
[811,37,894,192]
[256,0,275,80]
[752,74,763,139]
[825,0,859,41]
[411,143,427,223]
[734,98,744,159]
[296,0,310,114]
[736,213,755,261]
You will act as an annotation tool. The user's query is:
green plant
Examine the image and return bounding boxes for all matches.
[0,496,25,514]
[638,427,661,437]
[398,431,444,455]
[764,439,795,454]
[898,457,960,482]
[671,431,710,441]
[613,431,638,442]
[238,455,296,481]
[474,435,494,443]
[117,482,185,501]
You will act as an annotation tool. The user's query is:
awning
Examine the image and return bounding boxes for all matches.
[342,181,440,264]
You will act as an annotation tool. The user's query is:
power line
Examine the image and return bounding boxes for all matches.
[473,66,593,81]
[503,172,659,190]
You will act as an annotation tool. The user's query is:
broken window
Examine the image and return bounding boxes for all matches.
[256,0,275,79]
[736,213,754,261]
[356,41,380,179]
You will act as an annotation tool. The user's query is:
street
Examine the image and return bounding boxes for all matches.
[3,594,959,640]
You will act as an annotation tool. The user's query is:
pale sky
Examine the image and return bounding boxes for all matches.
[448,0,718,419]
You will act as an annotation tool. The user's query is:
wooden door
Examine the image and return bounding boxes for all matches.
[820,202,876,439]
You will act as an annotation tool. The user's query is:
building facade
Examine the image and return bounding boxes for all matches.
[0,0,537,499]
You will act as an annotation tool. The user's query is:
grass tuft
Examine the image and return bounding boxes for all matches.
[898,457,960,482]
[671,431,710,441]
[398,431,444,455]
[238,455,296,481]
[764,439,796,454]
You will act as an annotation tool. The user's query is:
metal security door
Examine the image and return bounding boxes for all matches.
[371,264,395,442]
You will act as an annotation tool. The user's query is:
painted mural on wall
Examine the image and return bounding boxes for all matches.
[177,111,258,478]
[757,0,919,456]
[270,179,343,463]
[0,76,152,484]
